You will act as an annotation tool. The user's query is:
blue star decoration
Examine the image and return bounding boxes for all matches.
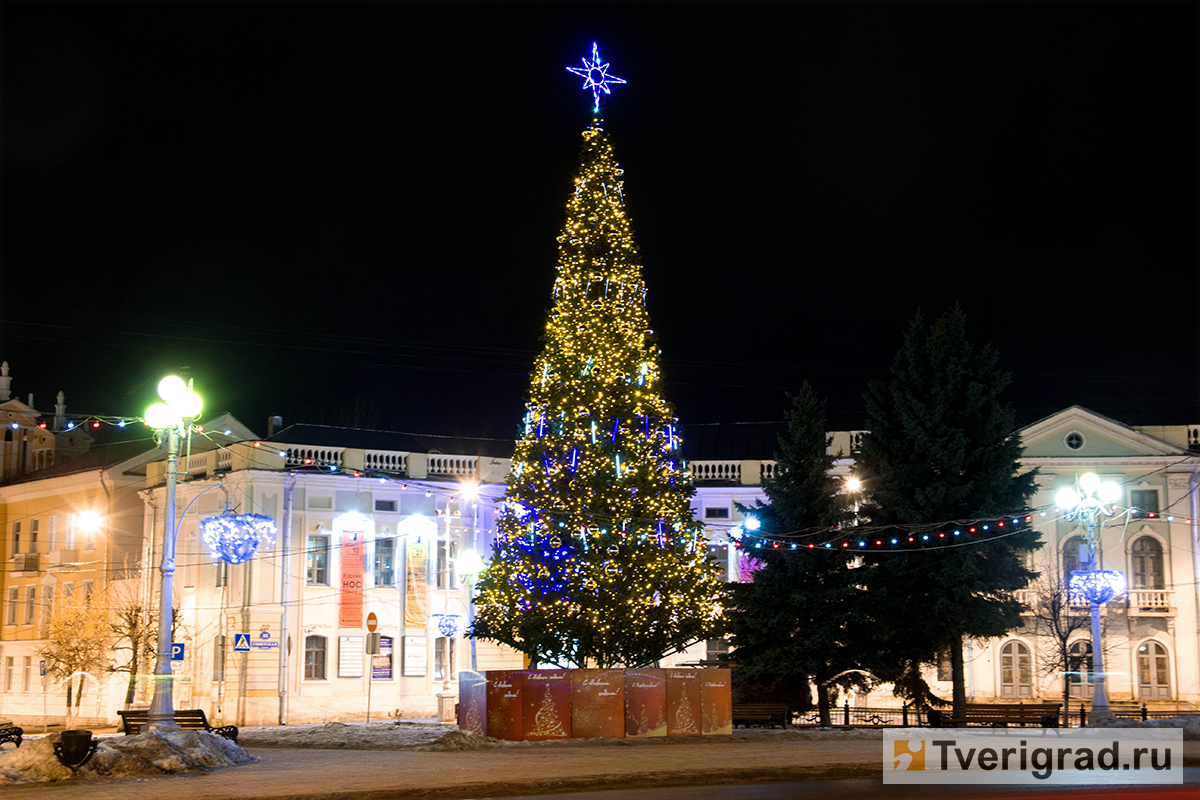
[566,42,626,114]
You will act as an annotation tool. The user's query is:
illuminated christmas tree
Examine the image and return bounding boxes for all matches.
[473,46,722,669]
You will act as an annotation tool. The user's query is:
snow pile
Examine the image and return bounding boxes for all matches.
[1088,715,1200,740]
[0,729,256,785]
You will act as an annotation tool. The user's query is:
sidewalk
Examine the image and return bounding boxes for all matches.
[2,735,886,800]
[5,734,1199,800]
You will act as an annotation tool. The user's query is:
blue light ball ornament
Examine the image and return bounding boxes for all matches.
[200,512,278,565]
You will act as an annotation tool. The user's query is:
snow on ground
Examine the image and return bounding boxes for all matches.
[0,728,255,785]
[1088,715,1200,740]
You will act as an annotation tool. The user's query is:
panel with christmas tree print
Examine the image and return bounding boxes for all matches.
[522,670,572,740]
[571,668,626,739]
[457,670,486,735]
[472,120,722,670]
[699,669,733,735]
[485,670,523,741]
[666,670,702,736]
[624,668,667,738]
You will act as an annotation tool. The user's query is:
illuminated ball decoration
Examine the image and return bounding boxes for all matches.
[200,513,277,565]
[1068,570,1127,604]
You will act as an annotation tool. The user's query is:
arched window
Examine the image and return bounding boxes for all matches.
[1062,536,1087,582]
[1067,640,1093,698]
[304,635,327,680]
[1137,641,1170,699]
[1000,641,1032,698]
[1131,537,1164,590]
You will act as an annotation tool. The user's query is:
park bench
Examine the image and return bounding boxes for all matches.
[732,703,790,728]
[931,702,1060,728]
[117,709,239,742]
[0,722,23,748]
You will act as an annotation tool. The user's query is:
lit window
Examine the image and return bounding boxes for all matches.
[434,636,456,681]
[704,507,730,519]
[375,538,396,587]
[5,588,17,625]
[307,535,330,585]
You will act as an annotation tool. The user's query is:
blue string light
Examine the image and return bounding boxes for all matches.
[566,42,627,114]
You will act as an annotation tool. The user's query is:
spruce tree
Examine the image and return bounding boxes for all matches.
[856,308,1039,717]
[472,120,722,668]
[725,383,866,726]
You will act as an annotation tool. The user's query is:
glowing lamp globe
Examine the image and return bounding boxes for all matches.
[458,550,486,580]
[200,512,277,564]
[1079,472,1101,496]
[1099,481,1122,504]
[157,376,188,404]
[145,403,181,430]
[744,516,762,531]
[1056,487,1080,510]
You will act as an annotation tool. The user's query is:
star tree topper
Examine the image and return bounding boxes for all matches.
[567,42,626,114]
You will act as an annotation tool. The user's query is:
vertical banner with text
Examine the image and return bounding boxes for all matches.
[405,541,428,627]
[340,532,364,629]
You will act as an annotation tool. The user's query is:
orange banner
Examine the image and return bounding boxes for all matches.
[404,541,428,627]
[340,532,364,629]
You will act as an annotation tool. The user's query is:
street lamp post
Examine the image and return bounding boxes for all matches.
[457,549,485,673]
[1057,472,1125,722]
[144,376,202,732]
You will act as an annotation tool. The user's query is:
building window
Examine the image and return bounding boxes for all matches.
[22,656,32,692]
[375,538,396,587]
[1068,640,1094,698]
[307,535,330,585]
[937,649,952,682]
[12,521,20,554]
[434,636,456,682]
[23,587,37,624]
[437,540,458,589]
[41,586,55,635]
[1062,536,1088,582]
[704,507,730,519]
[304,635,327,680]
[62,582,74,607]
[705,544,730,582]
[48,516,58,550]
[374,499,397,512]
[1131,537,1164,590]
[1130,489,1159,517]
[1000,641,1032,698]
[66,517,76,550]
[1137,641,1170,699]
[5,588,17,625]
[81,580,93,606]
[3,657,12,691]
[30,519,39,552]
[706,638,730,665]
[1064,431,1085,450]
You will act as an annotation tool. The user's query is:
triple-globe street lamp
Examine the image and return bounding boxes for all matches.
[144,376,203,731]
[1056,472,1126,720]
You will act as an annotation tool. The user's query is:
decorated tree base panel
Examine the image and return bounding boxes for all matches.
[457,668,731,741]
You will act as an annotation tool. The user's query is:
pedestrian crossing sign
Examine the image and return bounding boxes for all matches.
[234,633,251,652]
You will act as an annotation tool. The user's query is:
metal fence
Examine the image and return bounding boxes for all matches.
[788,703,1200,729]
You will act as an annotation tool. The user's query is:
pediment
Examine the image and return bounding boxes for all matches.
[1019,406,1186,459]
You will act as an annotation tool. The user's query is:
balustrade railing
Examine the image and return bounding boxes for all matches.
[285,447,346,468]
[364,450,408,474]
[1128,589,1172,611]
[690,460,741,482]
[428,454,477,476]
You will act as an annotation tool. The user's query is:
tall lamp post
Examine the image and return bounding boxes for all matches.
[457,550,485,673]
[1057,472,1126,722]
[144,376,202,731]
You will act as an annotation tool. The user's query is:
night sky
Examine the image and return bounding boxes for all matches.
[3,5,1196,444]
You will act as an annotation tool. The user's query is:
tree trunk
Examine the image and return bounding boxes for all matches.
[817,678,832,728]
[125,650,140,707]
[950,634,966,721]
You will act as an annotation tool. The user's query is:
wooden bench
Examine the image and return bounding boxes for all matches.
[732,703,790,728]
[0,724,23,749]
[932,702,1060,728]
[118,709,239,742]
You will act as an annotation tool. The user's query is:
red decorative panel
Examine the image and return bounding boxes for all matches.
[571,669,625,739]
[666,670,702,736]
[624,668,667,738]
[457,670,487,735]
[485,670,524,740]
[700,668,733,735]
[522,670,572,740]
